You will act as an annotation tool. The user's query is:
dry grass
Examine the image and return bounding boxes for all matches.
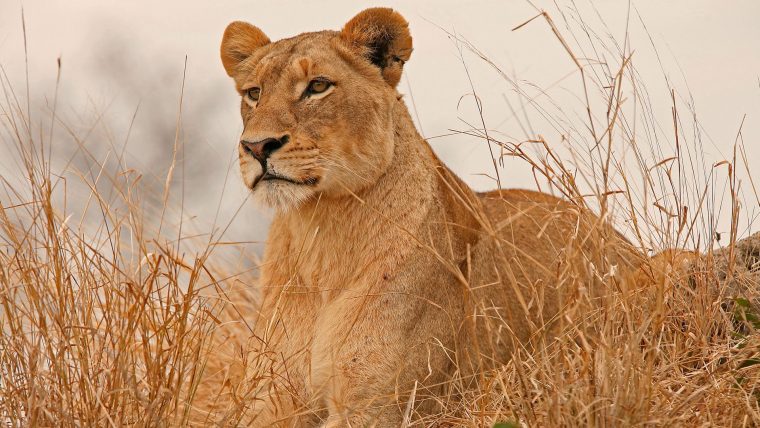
[1,4,759,427]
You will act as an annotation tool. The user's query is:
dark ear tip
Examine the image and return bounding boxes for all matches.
[348,7,405,22]
[341,8,413,87]
[223,21,252,37]
[342,8,410,38]
[220,21,271,77]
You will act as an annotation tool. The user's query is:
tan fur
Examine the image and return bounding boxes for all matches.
[214,8,655,427]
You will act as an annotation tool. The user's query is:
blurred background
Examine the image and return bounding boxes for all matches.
[1,0,758,255]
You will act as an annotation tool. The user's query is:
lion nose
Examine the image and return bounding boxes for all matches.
[240,135,289,163]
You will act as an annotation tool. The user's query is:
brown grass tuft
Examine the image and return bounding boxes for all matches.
[1,4,758,427]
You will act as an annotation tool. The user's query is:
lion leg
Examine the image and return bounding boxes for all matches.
[310,270,460,427]
[225,332,319,427]
[240,289,324,427]
[247,387,319,427]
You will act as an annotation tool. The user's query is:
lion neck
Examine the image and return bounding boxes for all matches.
[271,98,480,286]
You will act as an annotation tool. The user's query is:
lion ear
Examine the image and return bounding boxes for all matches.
[340,8,413,88]
[220,21,271,77]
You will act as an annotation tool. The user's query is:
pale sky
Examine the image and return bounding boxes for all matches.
[1,1,758,250]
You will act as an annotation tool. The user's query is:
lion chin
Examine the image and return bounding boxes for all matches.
[250,179,316,212]
[241,158,318,211]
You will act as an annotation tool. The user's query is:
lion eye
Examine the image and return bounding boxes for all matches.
[245,87,260,103]
[306,79,332,95]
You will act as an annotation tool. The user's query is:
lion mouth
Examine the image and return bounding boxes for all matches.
[252,171,319,188]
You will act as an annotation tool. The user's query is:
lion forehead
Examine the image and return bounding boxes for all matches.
[238,31,346,81]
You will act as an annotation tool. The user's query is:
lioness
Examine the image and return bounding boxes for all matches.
[218,7,643,426]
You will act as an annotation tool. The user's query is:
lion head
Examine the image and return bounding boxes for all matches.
[220,8,413,210]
